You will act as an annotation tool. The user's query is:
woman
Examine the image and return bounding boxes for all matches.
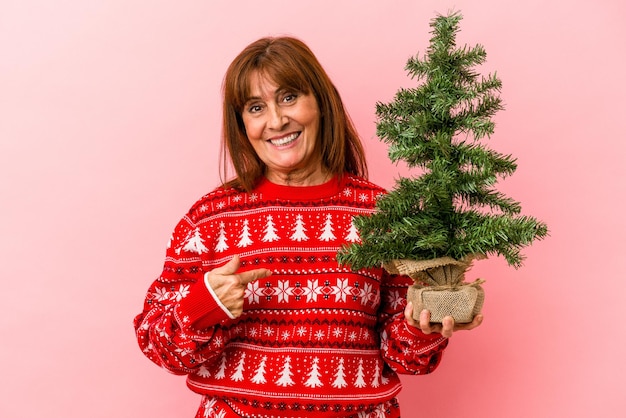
[134,36,482,418]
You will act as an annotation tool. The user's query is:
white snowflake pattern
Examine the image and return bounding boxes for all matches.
[216,201,225,210]
[360,282,375,305]
[199,204,209,212]
[249,193,259,202]
[387,290,404,310]
[157,327,168,339]
[203,397,218,418]
[303,279,323,302]
[245,280,263,304]
[348,331,357,341]
[264,327,275,337]
[358,193,369,202]
[332,278,352,303]
[232,194,242,202]
[380,330,389,353]
[357,404,387,418]
[152,287,170,301]
[281,330,291,340]
[296,326,307,337]
[314,330,325,340]
[342,187,353,197]
[173,284,191,301]
[332,327,343,338]
[274,280,294,303]
[174,346,194,357]
[212,336,224,348]
[362,329,370,341]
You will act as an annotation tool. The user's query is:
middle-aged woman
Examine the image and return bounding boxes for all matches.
[134,36,483,418]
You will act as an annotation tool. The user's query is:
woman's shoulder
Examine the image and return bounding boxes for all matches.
[343,174,388,195]
[184,184,249,223]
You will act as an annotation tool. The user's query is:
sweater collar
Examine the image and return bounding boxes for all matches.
[255,175,345,201]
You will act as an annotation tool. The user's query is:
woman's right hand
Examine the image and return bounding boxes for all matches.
[205,255,272,317]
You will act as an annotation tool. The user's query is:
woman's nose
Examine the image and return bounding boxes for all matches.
[267,105,287,129]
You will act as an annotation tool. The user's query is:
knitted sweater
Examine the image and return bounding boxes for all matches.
[134,174,448,417]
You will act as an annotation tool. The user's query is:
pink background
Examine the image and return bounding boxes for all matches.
[2,1,625,417]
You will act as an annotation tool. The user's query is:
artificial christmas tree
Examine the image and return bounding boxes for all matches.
[337,11,548,323]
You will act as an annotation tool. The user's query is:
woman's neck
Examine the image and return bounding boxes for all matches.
[265,166,331,187]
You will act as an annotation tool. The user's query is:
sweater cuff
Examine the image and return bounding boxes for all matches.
[403,321,447,340]
[175,277,233,331]
[204,272,236,320]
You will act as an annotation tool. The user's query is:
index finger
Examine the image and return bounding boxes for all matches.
[238,268,272,285]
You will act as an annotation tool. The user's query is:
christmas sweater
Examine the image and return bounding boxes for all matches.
[134,174,448,418]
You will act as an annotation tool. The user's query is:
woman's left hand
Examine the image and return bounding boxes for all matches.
[404,301,483,338]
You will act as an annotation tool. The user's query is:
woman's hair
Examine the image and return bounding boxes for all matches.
[220,36,368,191]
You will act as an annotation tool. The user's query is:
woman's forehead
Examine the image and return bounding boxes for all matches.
[245,70,304,99]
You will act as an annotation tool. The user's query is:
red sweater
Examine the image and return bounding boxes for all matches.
[134,175,448,417]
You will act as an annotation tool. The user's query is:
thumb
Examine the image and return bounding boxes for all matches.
[212,255,241,276]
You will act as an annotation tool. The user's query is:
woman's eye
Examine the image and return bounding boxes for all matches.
[248,104,262,113]
[283,93,297,103]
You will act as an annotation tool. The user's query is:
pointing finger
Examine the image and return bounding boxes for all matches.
[238,268,272,285]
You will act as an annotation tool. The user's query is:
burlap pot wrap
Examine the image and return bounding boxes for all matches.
[407,281,485,323]
[383,255,486,323]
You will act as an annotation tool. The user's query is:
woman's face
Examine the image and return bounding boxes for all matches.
[241,71,324,186]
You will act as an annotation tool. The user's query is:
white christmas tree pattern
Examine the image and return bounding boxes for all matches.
[275,356,295,387]
[290,214,309,241]
[237,219,253,248]
[304,356,323,388]
[344,217,361,242]
[196,353,389,390]
[371,362,381,388]
[182,227,209,254]
[331,358,348,388]
[196,365,211,378]
[354,358,367,388]
[215,353,227,379]
[318,213,336,241]
[262,215,280,242]
[214,222,229,252]
[230,353,246,381]
[202,211,369,250]
[251,355,268,384]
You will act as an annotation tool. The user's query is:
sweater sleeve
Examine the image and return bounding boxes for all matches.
[133,216,234,375]
[377,271,449,374]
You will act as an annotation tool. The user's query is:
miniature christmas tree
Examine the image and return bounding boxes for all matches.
[337,11,548,322]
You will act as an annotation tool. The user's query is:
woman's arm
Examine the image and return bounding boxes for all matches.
[377,272,449,375]
[133,217,234,375]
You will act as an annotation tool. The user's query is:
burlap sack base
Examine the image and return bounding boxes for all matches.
[384,255,486,323]
[383,255,485,287]
[407,282,485,323]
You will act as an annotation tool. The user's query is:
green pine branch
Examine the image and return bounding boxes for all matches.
[337,11,548,271]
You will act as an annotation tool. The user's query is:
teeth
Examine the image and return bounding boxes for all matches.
[270,133,299,146]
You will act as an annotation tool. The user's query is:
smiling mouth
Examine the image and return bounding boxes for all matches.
[269,132,300,146]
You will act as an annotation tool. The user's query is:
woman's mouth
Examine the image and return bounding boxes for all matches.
[269,132,300,146]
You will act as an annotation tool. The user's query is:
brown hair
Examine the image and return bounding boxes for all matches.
[220,36,368,192]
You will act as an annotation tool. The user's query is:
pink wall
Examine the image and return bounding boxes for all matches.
[2,1,624,417]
